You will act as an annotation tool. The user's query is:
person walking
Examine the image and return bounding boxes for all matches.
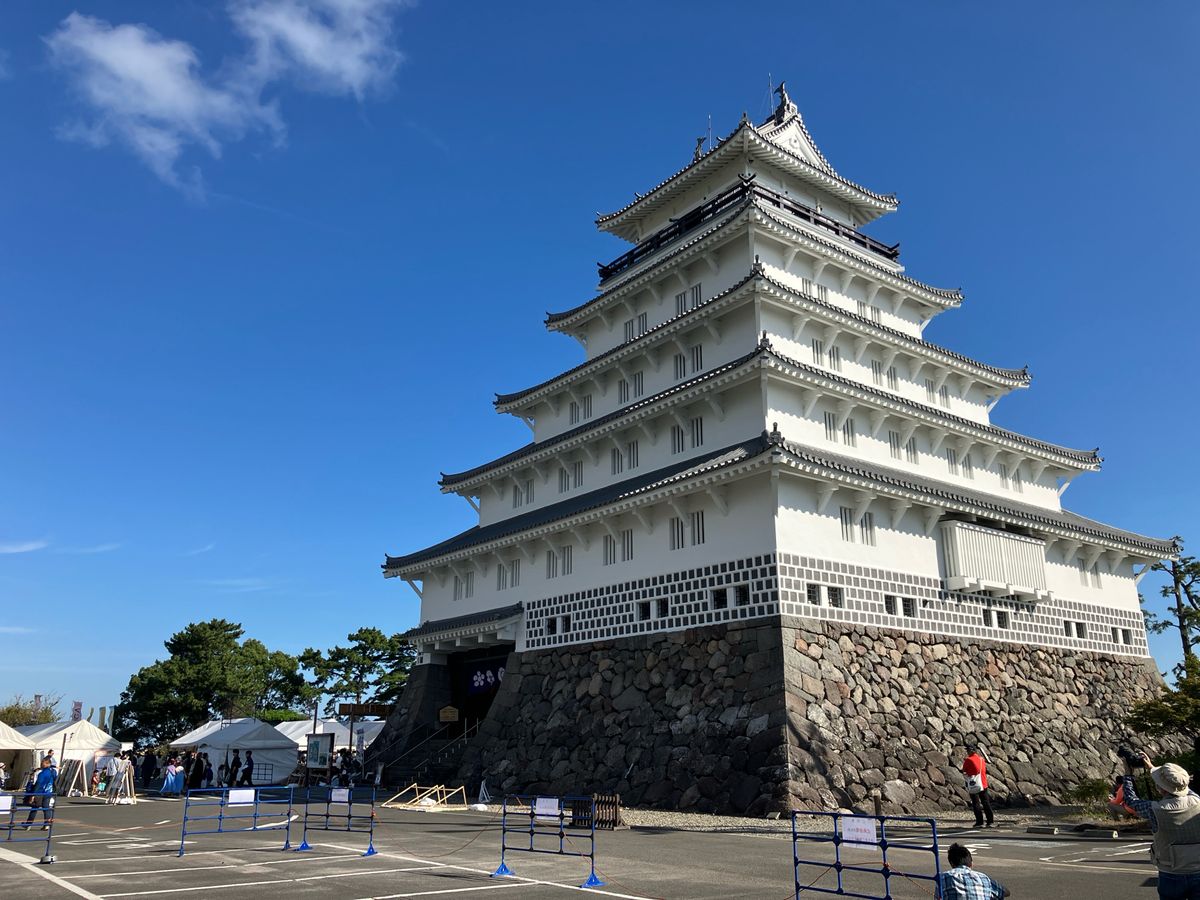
[237,750,255,786]
[936,843,1009,898]
[188,751,205,792]
[228,751,242,787]
[962,742,995,828]
[203,754,214,788]
[21,757,57,830]
[1121,751,1200,898]
[140,751,157,789]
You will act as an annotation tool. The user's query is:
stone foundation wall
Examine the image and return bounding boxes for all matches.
[458,616,1168,814]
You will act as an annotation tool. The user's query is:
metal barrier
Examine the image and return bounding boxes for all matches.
[491,794,604,889]
[296,786,378,856]
[1,790,56,863]
[791,811,940,898]
[178,786,295,857]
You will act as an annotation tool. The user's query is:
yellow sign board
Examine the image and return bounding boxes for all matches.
[438,705,459,723]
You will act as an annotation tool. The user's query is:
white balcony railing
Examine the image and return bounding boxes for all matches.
[940,520,1050,602]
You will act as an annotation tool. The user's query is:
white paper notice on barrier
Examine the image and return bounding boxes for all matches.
[840,816,879,847]
[227,789,256,807]
[533,796,561,823]
[331,788,350,804]
[0,795,12,814]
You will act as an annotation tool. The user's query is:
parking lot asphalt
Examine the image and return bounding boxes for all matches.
[0,796,1165,899]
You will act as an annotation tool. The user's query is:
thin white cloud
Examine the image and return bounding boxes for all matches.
[0,540,49,554]
[232,0,408,99]
[185,542,217,556]
[45,1,409,194]
[201,577,275,593]
[58,542,122,555]
[0,49,11,80]
[0,626,35,635]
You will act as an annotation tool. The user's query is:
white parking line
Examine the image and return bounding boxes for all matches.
[64,851,355,879]
[0,844,104,900]
[97,866,446,897]
[360,885,541,898]
[324,842,660,900]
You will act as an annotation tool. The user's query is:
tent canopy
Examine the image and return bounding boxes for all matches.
[0,721,37,751]
[170,718,249,749]
[274,719,350,749]
[169,718,297,785]
[16,720,120,753]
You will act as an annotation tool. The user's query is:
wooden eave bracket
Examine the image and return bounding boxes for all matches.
[792,312,809,341]
[853,335,872,364]
[923,506,944,536]
[802,388,822,418]
[707,485,729,516]
[834,399,856,431]
[839,269,856,293]
[928,426,950,457]
[1029,459,1050,483]
[869,409,890,438]
[631,507,655,533]
[982,445,1003,469]
[402,578,423,600]
[700,254,720,277]
[705,394,726,422]
[464,494,480,514]
[816,483,839,515]
[638,420,658,445]
[570,525,592,551]
[853,491,876,522]
[890,498,911,527]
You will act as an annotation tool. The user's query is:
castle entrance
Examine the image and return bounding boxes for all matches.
[443,644,513,737]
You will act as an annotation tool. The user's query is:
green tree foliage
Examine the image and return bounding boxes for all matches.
[1145,540,1200,663]
[300,627,416,715]
[0,693,62,727]
[113,619,308,744]
[1127,656,1200,755]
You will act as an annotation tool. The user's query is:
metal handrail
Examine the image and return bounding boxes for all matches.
[370,721,451,770]
[597,178,899,282]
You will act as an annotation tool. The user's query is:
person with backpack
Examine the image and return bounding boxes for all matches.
[961,742,995,828]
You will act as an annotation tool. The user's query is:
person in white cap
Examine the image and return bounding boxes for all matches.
[1122,750,1200,898]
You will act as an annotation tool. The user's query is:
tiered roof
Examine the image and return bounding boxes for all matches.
[445,339,1095,495]
[549,182,961,333]
[596,84,897,241]
[385,431,1171,576]
[500,267,1025,415]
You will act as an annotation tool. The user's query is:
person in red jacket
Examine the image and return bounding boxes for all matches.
[962,742,995,828]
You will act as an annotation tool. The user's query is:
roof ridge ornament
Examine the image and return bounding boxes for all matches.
[773,81,798,125]
[758,329,772,350]
[693,136,706,162]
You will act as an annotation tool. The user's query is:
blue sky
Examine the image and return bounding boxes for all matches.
[2,1,1198,714]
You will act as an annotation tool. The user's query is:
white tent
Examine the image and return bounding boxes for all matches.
[0,721,38,791]
[15,720,121,788]
[171,718,249,748]
[170,718,297,785]
[350,720,385,751]
[274,719,350,751]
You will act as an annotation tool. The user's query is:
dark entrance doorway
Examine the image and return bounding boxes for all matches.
[444,645,512,737]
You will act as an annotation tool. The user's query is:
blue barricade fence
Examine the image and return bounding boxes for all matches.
[178,786,296,857]
[491,794,604,889]
[1,790,55,862]
[295,785,377,856]
[791,810,940,899]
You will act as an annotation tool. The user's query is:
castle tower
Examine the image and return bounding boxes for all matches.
[379,86,1174,812]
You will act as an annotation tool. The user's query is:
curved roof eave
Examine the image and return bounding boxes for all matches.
[548,201,960,332]
[596,122,897,239]
[448,339,1092,493]
[384,433,1170,576]
[501,270,1024,412]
